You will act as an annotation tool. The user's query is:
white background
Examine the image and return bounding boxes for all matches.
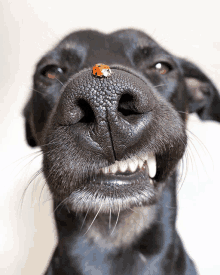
[1,0,220,274]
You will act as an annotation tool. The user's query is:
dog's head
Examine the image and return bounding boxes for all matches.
[23,29,220,213]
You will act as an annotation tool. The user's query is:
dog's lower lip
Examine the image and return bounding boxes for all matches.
[67,164,158,214]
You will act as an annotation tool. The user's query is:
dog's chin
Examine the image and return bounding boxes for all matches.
[62,164,165,214]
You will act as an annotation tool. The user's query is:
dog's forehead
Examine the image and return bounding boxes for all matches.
[59,29,157,46]
[55,29,165,58]
[110,29,158,48]
[37,29,170,69]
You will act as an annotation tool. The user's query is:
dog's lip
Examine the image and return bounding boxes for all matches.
[88,164,154,187]
[67,164,160,214]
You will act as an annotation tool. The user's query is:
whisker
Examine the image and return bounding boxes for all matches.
[186,133,207,176]
[177,110,189,115]
[54,77,64,86]
[187,128,213,166]
[84,204,103,235]
[53,197,70,214]
[110,205,120,236]
[19,168,43,215]
[109,207,112,230]
[39,180,49,211]
[32,88,45,96]
[80,206,91,231]
[177,149,189,192]
[153,83,168,88]
[1,150,42,172]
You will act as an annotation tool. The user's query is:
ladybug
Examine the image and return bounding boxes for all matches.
[92,63,112,77]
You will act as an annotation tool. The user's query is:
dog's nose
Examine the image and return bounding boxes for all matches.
[55,66,156,162]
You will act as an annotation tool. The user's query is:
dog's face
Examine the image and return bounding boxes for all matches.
[24,29,220,213]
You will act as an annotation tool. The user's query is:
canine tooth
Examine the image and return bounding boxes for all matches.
[150,178,154,185]
[148,153,157,178]
[118,160,128,172]
[109,162,118,174]
[128,158,139,172]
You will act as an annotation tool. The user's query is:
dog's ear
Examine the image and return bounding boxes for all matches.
[23,100,37,147]
[179,58,220,122]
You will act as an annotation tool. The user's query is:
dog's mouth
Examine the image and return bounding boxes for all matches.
[63,152,163,214]
[93,153,156,186]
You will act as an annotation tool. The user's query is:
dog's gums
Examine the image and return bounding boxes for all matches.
[23,29,220,275]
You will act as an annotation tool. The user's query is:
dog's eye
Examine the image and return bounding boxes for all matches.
[154,62,171,75]
[41,65,64,80]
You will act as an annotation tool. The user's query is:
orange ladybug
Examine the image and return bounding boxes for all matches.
[92,64,112,77]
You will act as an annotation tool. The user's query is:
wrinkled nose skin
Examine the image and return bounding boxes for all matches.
[53,67,156,163]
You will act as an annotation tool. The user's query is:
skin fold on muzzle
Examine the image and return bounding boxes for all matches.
[23,29,220,275]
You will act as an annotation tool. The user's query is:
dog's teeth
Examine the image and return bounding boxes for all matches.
[118,160,128,172]
[109,162,118,174]
[138,159,144,169]
[101,153,156,176]
[102,167,109,174]
[148,153,156,178]
[128,158,139,172]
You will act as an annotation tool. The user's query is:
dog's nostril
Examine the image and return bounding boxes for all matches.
[77,99,95,123]
[118,93,140,116]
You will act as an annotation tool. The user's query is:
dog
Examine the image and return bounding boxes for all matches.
[23,29,220,274]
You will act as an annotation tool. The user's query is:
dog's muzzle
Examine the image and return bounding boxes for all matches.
[42,65,186,212]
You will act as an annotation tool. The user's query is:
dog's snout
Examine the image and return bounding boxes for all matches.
[55,68,155,161]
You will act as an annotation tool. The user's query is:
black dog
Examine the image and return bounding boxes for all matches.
[23,29,220,274]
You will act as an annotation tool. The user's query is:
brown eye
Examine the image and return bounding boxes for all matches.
[42,65,64,79]
[155,62,171,75]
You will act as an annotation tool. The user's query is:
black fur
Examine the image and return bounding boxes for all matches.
[23,29,220,275]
